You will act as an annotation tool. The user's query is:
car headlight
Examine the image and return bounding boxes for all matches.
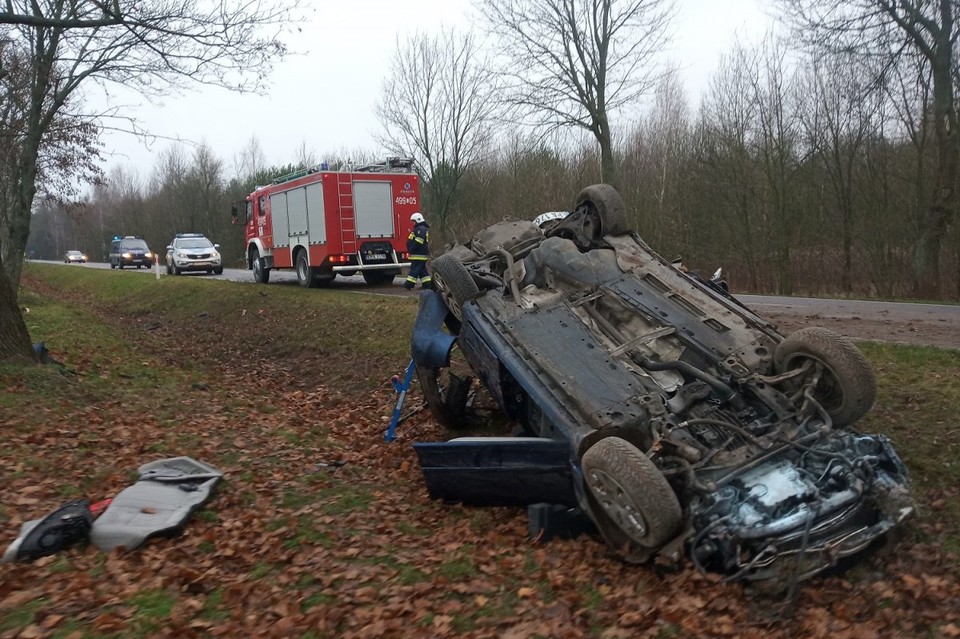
[122,252,132,259]
[145,251,152,259]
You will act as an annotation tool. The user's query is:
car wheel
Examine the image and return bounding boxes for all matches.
[118,263,123,270]
[774,327,877,427]
[581,437,681,552]
[574,184,629,238]
[415,361,475,431]
[430,254,479,322]
[214,267,223,275]
[166,262,173,275]
[362,270,394,285]
[252,250,270,284]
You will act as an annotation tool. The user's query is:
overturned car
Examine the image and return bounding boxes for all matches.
[411,184,913,585]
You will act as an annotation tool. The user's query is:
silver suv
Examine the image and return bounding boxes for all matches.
[165,233,223,275]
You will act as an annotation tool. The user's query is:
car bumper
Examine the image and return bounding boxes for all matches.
[173,260,221,271]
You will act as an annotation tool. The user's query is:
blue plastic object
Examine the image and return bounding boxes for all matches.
[385,359,416,442]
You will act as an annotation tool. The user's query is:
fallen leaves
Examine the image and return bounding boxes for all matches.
[2,278,959,639]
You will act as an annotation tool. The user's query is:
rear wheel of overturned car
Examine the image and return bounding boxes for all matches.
[574,184,629,238]
[430,254,479,322]
[774,327,877,427]
[581,437,681,553]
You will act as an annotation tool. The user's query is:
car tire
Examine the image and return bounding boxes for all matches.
[415,363,474,431]
[430,254,479,322]
[581,436,681,552]
[362,270,394,285]
[574,184,629,238]
[774,327,877,427]
[252,250,270,284]
[214,267,223,275]
[166,262,173,275]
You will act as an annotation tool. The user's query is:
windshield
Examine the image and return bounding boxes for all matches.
[121,240,148,250]
[177,238,213,249]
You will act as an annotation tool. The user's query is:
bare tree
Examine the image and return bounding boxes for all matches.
[233,136,269,183]
[376,29,502,230]
[476,0,676,186]
[621,69,691,252]
[798,52,885,292]
[776,0,959,297]
[0,0,297,361]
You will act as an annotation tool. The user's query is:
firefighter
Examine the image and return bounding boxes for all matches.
[405,212,432,289]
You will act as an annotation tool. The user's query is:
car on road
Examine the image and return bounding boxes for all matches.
[64,250,87,264]
[165,233,223,276]
[411,183,913,586]
[109,236,154,269]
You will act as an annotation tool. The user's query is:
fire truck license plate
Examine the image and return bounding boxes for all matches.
[365,251,386,260]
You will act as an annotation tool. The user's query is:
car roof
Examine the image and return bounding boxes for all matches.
[174,233,207,238]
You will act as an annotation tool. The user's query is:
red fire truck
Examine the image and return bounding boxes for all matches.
[232,157,419,286]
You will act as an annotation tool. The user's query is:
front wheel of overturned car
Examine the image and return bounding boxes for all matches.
[574,184,629,239]
[430,254,480,322]
[581,437,681,555]
[774,327,876,427]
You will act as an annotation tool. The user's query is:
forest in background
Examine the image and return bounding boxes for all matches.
[23,35,960,301]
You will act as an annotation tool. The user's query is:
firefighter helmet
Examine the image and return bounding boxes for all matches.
[410,212,425,224]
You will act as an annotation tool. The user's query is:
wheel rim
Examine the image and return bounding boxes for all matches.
[253,257,261,280]
[297,259,307,283]
[581,209,602,240]
[586,467,649,541]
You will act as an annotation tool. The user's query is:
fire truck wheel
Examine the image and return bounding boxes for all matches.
[252,252,270,284]
[362,271,394,285]
[296,251,319,288]
[313,269,336,287]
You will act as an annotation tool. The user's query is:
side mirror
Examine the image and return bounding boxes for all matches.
[214,244,220,249]
[166,246,172,251]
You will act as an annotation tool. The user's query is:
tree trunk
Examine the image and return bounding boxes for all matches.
[596,115,619,188]
[913,20,958,299]
[0,250,36,362]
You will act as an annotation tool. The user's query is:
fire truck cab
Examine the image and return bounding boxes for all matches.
[232,157,419,287]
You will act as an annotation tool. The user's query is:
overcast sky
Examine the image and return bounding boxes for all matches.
[91,0,774,180]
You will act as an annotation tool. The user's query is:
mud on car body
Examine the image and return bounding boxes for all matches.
[411,184,913,585]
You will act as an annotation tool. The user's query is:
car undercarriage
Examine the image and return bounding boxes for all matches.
[411,184,913,587]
